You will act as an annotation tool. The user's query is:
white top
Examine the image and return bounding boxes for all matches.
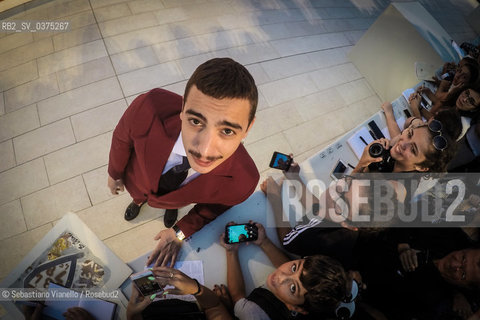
[162,132,200,186]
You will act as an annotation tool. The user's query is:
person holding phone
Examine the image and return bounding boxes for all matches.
[219,221,355,319]
[126,267,233,320]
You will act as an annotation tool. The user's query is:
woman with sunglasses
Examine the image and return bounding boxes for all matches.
[354,118,456,174]
[382,103,462,142]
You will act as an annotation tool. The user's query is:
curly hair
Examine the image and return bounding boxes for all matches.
[433,108,462,141]
[299,255,348,315]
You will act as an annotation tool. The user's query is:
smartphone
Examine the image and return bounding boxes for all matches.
[403,109,412,118]
[225,223,258,244]
[420,94,433,111]
[269,152,292,171]
[130,270,163,296]
[331,160,347,180]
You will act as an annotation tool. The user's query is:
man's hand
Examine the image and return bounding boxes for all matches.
[127,286,153,320]
[108,175,124,195]
[147,228,182,267]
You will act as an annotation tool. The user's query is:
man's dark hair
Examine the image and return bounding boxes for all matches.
[299,255,348,314]
[184,57,258,125]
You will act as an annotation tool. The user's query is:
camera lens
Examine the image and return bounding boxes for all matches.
[368,143,384,158]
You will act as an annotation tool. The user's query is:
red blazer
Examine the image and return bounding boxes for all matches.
[108,88,259,237]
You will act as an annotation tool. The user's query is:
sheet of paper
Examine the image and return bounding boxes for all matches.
[391,95,410,121]
[381,127,390,139]
[402,88,415,101]
[346,126,373,159]
[396,116,406,131]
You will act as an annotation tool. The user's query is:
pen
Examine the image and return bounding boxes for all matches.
[347,163,355,169]
[359,136,368,146]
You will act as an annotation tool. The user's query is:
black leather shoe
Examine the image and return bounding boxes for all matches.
[124,201,144,221]
[164,209,178,228]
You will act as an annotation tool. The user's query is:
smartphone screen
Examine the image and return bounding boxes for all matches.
[403,109,412,118]
[225,224,258,244]
[331,160,347,180]
[269,152,292,170]
[130,270,163,296]
[420,94,432,111]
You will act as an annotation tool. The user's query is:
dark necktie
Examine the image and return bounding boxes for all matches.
[157,156,190,196]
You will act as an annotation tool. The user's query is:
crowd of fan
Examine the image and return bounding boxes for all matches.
[122,48,480,320]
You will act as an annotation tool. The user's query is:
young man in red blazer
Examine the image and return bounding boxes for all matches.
[107,58,259,267]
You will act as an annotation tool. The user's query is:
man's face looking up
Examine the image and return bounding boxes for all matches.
[180,85,255,174]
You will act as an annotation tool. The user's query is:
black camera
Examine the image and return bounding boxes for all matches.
[368,143,395,172]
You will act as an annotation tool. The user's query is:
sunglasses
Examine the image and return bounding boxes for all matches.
[427,119,448,151]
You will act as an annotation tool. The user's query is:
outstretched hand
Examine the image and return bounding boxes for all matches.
[63,307,95,320]
[107,175,124,195]
[146,228,182,267]
[398,243,420,272]
[260,177,282,197]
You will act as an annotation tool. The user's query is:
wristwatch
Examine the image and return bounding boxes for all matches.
[172,224,186,241]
